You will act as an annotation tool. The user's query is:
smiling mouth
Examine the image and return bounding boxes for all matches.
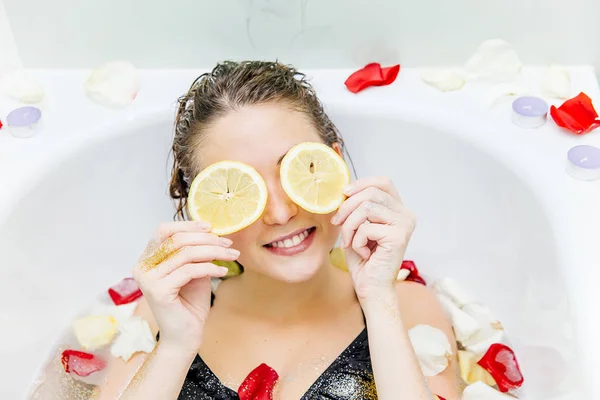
[264,227,316,249]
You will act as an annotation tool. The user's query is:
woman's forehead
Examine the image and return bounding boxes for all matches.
[199,103,322,168]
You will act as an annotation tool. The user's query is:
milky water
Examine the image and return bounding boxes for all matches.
[25,272,580,400]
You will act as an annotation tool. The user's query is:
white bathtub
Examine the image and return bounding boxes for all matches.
[0,69,599,399]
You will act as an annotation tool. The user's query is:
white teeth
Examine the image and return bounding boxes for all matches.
[270,229,311,248]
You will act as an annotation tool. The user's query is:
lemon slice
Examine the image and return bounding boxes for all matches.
[280,142,350,214]
[187,161,268,235]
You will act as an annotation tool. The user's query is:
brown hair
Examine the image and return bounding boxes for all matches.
[169,60,348,220]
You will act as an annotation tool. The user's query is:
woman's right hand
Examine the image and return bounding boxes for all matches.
[132,221,238,354]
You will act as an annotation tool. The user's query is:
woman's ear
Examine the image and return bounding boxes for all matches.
[332,142,343,157]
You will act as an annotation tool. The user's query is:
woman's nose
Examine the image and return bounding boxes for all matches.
[262,180,298,226]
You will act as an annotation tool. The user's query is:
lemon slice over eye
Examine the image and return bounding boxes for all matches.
[280,142,351,214]
[187,161,268,236]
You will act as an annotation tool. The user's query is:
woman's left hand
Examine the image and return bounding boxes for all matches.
[330,177,417,300]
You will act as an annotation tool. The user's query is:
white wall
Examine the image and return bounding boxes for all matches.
[0,0,21,73]
[2,0,600,69]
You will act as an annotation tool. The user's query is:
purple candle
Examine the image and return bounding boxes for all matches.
[6,106,42,138]
[566,145,600,181]
[511,96,549,128]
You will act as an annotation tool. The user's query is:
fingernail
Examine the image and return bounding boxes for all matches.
[197,221,211,229]
[219,267,229,275]
[330,215,339,225]
[342,185,353,195]
[227,248,240,257]
[220,237,233,247]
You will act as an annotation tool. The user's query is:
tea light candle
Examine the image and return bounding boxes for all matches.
[511,96,548,128]
[566,145,600,181]
[6,106,42,138]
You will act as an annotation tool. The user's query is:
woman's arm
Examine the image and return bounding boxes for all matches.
[119,342,198,399]
[362,282,461,400]
[94,298,197,400]
[96,221,234,399]
[330,176,462,400]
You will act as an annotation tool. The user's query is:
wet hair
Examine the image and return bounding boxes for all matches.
[169,60,350,220]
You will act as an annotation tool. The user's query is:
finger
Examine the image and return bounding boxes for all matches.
[332,187,401,226]
[152,245,240,277]
[340,201,397,248]
[351,223,390,260]
[154,221,212,242]
[139,232,230,271]
[343,176,400,200]
[350,224,373,260]
[161,262,228,289]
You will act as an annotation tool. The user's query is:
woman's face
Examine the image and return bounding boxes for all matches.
[198,102,341,283]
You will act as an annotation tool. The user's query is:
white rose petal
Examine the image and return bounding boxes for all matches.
[396,269,410,281]
[462,381,514,399]
[0,70,45,103]
[464,330,506,358]
[72,315,118,350]
[408,324,452,376]
[110,316,156,362]
[465,39,522,81]
[420,69,465,92]
[461,303,506,357]
[85,61,140,108]
[457,350,497,386]
[90,302,138,327]
[436,294,480,342]
[211,277,223,292]
[541,65,571,99]
[432,277,474,307]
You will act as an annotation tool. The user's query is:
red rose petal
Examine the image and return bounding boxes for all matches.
[380,64,401,85]
[61,350,106,377]
[108,277,142,305]
[238,363,279,400]
[344,63,400,93]
[477,343,524,392]
[401,260,427,285]
[550,92,600,134]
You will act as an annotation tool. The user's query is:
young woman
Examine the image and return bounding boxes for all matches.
[99,61,461,400]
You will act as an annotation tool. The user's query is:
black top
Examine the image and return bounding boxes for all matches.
[177,328,375,400]
[162,294,377,399]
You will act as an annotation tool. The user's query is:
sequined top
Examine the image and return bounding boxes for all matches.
[177,327,375,400]
[160,294,377,399]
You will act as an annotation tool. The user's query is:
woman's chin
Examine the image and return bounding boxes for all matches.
[263,254,328,283]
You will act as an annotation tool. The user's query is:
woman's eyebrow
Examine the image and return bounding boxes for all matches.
[277,146,295,165]
[277,152,287,165]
